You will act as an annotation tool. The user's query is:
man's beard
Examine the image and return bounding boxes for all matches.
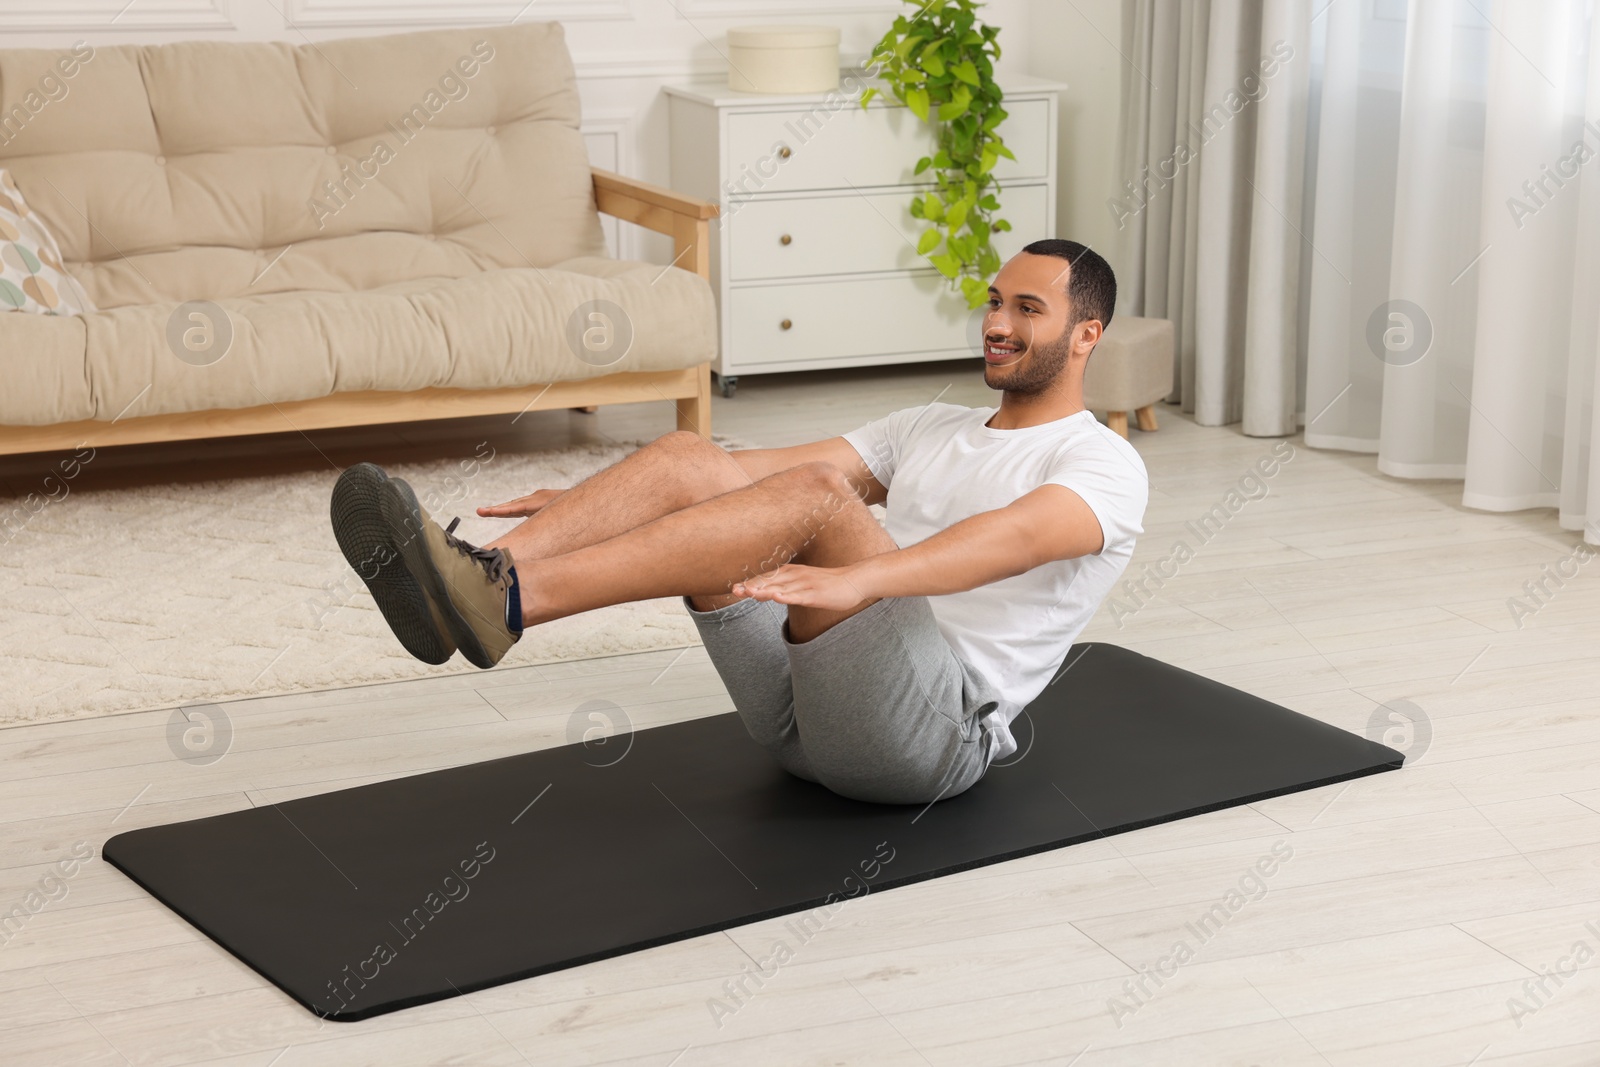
[984,330,1074,397]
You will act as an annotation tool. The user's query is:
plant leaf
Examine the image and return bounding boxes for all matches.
[882,1,1009,307]
[961,276,990,309]
[905,87,931,122]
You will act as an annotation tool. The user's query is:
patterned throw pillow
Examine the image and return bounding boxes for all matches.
[0,168,95,316]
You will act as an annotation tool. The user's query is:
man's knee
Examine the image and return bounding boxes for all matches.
[779,460,856,500]
[652,430,746,495]
[757,462,885,565]
[654,429,720,456]
[763,463,858,534]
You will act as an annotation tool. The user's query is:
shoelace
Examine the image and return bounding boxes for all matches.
[443,517,512,585]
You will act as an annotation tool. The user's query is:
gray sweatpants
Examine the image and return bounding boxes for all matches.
[684,593,1003,805]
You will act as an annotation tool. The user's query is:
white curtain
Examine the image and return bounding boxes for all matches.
[1119,0,1600,545]
[1118,0,1311,434]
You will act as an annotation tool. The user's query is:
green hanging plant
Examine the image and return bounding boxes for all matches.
[862,0,1014,310]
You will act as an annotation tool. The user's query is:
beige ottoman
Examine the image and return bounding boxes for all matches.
[1083,316,1175,439]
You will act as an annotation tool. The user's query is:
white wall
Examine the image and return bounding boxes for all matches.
[1,0,1120,265]
[1024,0,1129,278]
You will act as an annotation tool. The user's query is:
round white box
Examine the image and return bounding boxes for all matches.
[727,25,841,94]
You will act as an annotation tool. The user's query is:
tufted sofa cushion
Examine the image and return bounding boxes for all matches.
[0,23,716,426]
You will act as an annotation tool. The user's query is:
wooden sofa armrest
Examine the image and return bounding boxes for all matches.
[592,168,718,281]
[589,169,716,435]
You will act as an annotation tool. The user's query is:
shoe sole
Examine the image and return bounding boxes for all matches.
[329,463,454,665]
[381,475,498,670]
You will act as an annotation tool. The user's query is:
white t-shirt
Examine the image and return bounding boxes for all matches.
[842,403,1149,764]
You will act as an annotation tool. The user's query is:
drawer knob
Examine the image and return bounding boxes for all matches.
[780,234,793,246]
[780,319,793,331]
[778,145,793,160]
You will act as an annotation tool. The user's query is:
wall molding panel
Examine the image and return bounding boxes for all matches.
[283,0,629,29]
[0,0,233,32]
[675,0,900,15]
[571,53,726,81]
[583,108,640,261]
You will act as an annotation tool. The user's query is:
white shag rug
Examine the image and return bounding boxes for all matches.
[0,440,729,727]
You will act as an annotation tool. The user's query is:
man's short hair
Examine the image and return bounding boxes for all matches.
[1021,239,1116,333]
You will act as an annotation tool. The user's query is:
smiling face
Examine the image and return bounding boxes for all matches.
[980,252,1103,397]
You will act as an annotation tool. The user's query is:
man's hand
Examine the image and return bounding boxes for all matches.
[733,564,874,612]
[477,489,566,518]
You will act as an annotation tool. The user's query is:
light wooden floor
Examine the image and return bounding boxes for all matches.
[3,361,1598,1066]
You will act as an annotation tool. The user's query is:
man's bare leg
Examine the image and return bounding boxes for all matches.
[484,431,753,562]
[518,462,896,643]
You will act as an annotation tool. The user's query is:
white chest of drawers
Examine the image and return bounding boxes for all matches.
[665,75,1063,396]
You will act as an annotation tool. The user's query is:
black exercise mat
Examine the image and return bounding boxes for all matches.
[105,643,1402,1021]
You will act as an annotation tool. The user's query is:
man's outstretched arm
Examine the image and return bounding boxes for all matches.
[733,484,1105,611]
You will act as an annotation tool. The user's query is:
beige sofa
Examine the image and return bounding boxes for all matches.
[0,22,717,456]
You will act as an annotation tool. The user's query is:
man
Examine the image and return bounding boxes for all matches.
[330,239,1148,805]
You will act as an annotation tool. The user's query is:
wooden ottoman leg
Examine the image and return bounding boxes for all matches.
[1135,405,1159,432]
[1107,411,1129,439]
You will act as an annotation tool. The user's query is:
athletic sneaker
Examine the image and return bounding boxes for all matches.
[329,463,456,665]
[381,473,524,670]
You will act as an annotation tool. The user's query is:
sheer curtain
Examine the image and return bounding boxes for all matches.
[1119,0,1600,545]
